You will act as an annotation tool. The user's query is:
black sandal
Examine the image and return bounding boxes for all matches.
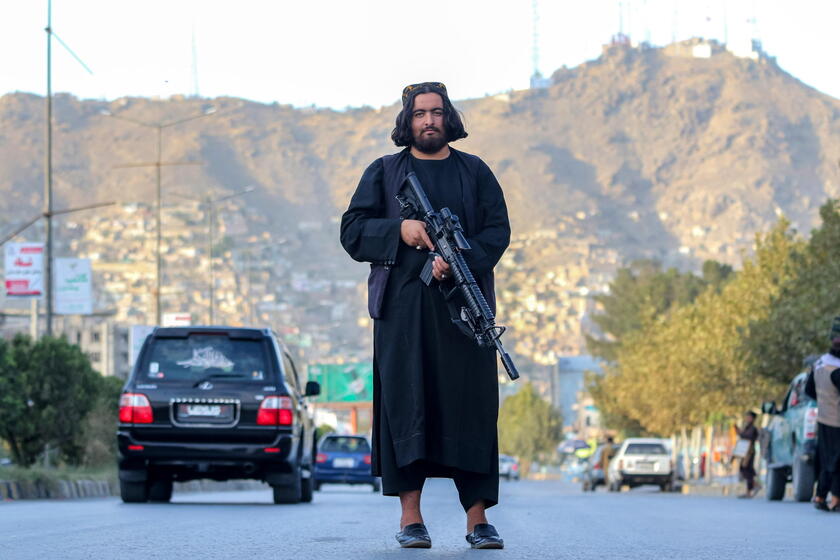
[396,523,432,548]
[465,523,504,549]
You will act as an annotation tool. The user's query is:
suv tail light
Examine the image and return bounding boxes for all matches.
[363,454,372,465]
[257,396,294,426]
[119,393,153,424]
[805,407,818,439]
[618,459,624,470]
[316,453,328,463]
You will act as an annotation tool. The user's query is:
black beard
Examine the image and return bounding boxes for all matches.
[413,130,448,154]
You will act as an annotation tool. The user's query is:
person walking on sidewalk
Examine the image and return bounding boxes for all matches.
[805,317,840,512]
[736,411,761,498]
[340,82,511,549]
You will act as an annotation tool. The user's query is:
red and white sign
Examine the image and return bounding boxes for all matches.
[4,243,44,297]
[162,312,192,327]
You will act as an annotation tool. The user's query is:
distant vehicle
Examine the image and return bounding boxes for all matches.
[582,443,619,492]
[762,370,818,502]
[0,458,12,467]
[499,454,520,480]
[607,438,674,492]
[117,326,320,505]
[314,435,379,491]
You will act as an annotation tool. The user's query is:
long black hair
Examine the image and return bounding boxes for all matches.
[390,83,468,147]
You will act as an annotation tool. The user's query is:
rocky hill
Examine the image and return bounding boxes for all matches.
[2,39,839,364]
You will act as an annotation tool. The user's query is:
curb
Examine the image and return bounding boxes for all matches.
[0,477,266,501]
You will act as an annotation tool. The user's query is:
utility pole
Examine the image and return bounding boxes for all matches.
[42,0,93,336]
[44,0,53,335]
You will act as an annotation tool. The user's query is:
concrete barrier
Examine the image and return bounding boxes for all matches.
[0,476,266,501]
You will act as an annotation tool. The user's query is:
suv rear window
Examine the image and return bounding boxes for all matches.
[320,437,371,453]
[625,443,668,455]
[139,334,270,383]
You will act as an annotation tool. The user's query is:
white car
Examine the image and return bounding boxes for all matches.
[607,438,674,492]
[499,454,520,480]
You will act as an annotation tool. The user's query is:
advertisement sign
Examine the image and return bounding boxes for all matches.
[308,363,373,403]
[55,258,93,315]
[162,312,191,327]
[4,243,44,297]
[129,325,155,366]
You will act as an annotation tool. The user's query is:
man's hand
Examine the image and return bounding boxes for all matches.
[401,219,434,251]
[432,255,451,282]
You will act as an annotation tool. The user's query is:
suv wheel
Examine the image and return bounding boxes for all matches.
[765,466,786,501]
[792,454,815,502]
[148,478,173,503]
[372,480,381,492]
[120,479,149,503]
[272,470,302,504]
[300,474,314,503]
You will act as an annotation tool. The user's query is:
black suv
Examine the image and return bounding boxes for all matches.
[117,327,320,504]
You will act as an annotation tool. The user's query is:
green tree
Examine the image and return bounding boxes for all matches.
[744,201,840,383]
[0,335,101,466]
[498,382,562,474]
[81,375,124,467]
[585,259,730,362]
[591,221,799,435]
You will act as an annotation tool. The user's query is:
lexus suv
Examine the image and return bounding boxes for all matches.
[117,327,320,505]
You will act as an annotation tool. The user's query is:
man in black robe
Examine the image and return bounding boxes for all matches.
[340,82,511,549]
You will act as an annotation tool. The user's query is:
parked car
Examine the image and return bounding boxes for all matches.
[314,435,379,491]
[762,370,818,502]
[607,438,674,492]
[117,326,320,505]
[582,443,618,491]
[499,454,520,480]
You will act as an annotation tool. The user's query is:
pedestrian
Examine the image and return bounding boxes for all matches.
[735,411,761,498]
[805,317,840,512]
[602,436,616,487]
[340,82,511,549]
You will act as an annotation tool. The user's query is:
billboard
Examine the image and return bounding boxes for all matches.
[308,363,373,403]
[4,243,44,298]
[55,258,93,315]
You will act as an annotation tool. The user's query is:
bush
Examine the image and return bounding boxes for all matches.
[0,335,109,467]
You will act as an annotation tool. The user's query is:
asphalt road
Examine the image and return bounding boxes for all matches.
[2,479,838,559]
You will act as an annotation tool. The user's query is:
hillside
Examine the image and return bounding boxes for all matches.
[2,39,839,364]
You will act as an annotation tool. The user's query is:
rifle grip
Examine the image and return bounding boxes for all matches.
[420,253,436,286]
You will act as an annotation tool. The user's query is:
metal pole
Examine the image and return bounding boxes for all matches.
[30,299,38,339]
[155,126,162,325]
[209,200,215,324]
[44,0,54,336]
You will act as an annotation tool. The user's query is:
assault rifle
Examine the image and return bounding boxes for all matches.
[396,172,520,381]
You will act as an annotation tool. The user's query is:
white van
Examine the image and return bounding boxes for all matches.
[607,438,674,492]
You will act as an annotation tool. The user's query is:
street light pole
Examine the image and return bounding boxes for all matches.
[104,107,216,325]
[171,187,254,325]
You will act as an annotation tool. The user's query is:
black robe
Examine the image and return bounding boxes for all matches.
[340,152,511,478]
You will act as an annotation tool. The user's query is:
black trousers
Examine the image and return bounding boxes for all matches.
[381,459,499,512]
[816,422,840,500]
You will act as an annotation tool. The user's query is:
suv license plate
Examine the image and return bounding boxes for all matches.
[184,404,222,417]
[333,458,355,468]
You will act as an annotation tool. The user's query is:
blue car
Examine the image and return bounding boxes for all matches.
[314,435,379,492]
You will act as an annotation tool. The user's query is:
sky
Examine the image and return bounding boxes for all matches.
[2,0,840,109]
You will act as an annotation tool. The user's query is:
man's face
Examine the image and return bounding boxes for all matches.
[411,92,447,154]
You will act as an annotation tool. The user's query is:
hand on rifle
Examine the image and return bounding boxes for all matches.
[432,255,451,282]
[400,219,434,251]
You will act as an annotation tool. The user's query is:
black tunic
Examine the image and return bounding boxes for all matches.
[340,152,511,479]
